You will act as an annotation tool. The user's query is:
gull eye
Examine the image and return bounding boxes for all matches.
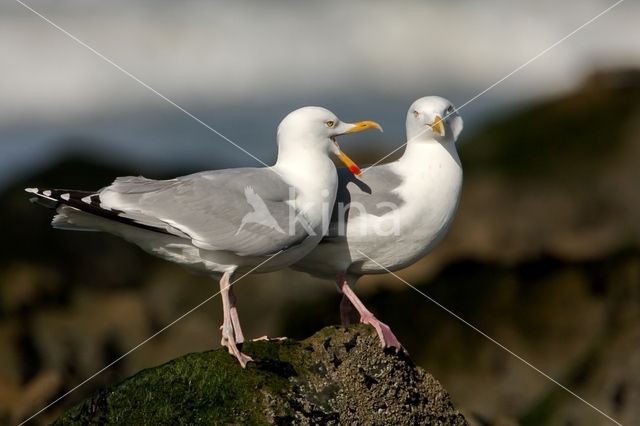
[445,105,455,115]
[325,120,335,128]
[413,110,420,118]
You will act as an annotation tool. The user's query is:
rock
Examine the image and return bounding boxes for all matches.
[54,325,467,425]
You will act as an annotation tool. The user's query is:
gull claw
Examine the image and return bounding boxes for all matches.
[230,348,253,368]
[360,313,402,351]
[220,324,253,367]
[251,335,287,342]
[337,275,402,351]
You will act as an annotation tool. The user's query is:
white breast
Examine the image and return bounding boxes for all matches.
[347,140,463,274]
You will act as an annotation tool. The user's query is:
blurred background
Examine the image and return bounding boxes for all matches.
[1,0,639,424]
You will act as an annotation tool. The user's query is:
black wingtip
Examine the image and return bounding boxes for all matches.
[25,187,60,208]
[25,186,178,237]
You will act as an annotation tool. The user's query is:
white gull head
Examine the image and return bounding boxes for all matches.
[275,106,382,175]
[405,96,464,143]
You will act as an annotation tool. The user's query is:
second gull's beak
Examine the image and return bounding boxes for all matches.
[430,115,445,137]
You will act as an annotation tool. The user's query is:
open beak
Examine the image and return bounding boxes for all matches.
[332,120,383,176]
[333,143,362,176]
[430,115,445,137]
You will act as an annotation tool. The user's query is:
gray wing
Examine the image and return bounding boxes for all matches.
[326,164,405,238]
[98,168,311,256]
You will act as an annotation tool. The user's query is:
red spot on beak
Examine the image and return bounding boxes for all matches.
[349,164,362,176]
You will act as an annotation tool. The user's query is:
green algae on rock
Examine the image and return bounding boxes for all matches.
[54,325,467,425]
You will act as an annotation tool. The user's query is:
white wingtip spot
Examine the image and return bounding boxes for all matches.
[81,196,92,204]
[43,190,52,197]
[61,193,70,201]
[25,187,38,194]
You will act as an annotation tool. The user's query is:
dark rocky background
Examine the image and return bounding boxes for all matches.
[1,69,639,425]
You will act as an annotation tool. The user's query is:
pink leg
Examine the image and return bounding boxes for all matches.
[340,294,353,325]
[219,272,253,367]
[228,285,245,344]
[337,274,401,351]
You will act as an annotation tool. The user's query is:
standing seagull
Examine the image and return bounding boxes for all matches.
[293,96,463,350]
[26,106,382,367]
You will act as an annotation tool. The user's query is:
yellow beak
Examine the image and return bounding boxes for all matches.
[335,148,362,176]
[430,115,445,137]
[343,120,384,134]
[334,120,383,176]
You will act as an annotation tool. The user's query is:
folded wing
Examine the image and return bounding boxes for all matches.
[28,168,312,257]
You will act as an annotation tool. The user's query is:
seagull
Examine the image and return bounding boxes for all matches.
[292,96,463,351]
[25,106,382,367]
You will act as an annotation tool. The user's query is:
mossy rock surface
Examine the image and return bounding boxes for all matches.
[54,325,467,425]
